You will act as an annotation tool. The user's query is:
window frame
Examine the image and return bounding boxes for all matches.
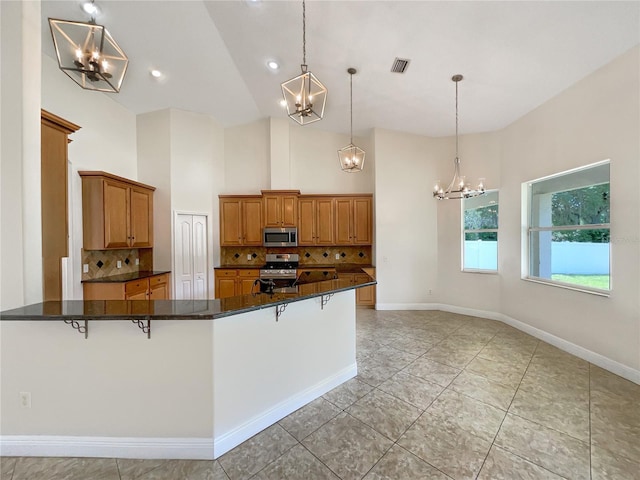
[461,189,499,274]
[523,160,611,296]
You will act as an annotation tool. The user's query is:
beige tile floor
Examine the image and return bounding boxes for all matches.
[2,310,639,480]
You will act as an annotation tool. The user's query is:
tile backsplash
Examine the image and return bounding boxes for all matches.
[81,248,153,280]
[220,246,372,266]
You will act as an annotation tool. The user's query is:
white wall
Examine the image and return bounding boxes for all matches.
[373,129,439,307]
[1,320,213,439]
[436,132,502,312]
[137,110,172,271]
[290,127,374,194]
[498,46,640,371]
[223,119,269,193]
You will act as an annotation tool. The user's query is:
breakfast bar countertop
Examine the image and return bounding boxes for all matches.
[0,276,375,322]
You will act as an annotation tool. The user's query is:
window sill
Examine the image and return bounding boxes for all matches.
[462,269,498,275]
[522,276,610,297]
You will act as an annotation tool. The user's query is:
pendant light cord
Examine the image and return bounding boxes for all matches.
[455,78,459,159]
[302,0,306,66]
[350,72,353,144]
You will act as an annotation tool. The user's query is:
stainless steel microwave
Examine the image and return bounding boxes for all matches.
[263,227,298,247]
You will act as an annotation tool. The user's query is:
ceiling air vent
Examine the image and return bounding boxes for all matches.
[391,57,410,73]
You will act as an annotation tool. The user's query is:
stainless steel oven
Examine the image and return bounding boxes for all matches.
[263,227,298,247]
[258,253,299,293]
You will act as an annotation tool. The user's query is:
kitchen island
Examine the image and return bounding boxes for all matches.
[0,275,374,459]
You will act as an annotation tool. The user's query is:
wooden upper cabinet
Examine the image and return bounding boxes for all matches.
[262,190,299,227]
[298,196,334,245]
[129,186,153,248]
[80,171,155,250]
[219,196,263,246]
[334,195,373,245]
[353,196,373,244]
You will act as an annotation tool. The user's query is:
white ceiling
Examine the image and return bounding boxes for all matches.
[41,1,640,137]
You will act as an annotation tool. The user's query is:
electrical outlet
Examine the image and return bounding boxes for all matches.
[428,289,433,295]
[82,264,89,273]
[335,253,340,260]
[20,392,31,408]
[247,254,252,261]
[117,260,122,268]
[135,258,139,266]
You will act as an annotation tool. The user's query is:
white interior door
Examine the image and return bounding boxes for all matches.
[174,213,209,300]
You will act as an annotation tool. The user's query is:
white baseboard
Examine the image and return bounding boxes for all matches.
[213,362,357,458]
[0,436,214,459]
[379,302,639,385]
[0,363,358,460]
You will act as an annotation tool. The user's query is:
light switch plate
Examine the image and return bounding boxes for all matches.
[82,264,89,273]
[117,260,122,268]
[135,258,139,265]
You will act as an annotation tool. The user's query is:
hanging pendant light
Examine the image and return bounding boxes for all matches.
[433,75,485,200]
[338,68,365,173]
[281,0,327,125]
[49,1,128,93]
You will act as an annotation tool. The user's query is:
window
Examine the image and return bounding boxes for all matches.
[463,190,498,272]
[526,161,610,293]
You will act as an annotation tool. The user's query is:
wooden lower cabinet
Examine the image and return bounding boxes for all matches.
[215,269,260,298]
[338,269,376,307]
[83,273,171,300]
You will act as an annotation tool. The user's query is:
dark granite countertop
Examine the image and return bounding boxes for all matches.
[0,276,376,321]
[216,264,374,273]
[81,270,171,283]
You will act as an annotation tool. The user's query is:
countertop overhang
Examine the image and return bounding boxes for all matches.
[0,276,376,321]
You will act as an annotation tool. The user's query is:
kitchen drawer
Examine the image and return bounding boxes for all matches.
[237,269,260,277]
[149,274,167,287]
[216,269,237,277]
[125,279,148,294]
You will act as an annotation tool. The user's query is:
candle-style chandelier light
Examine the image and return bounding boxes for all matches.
[281,0,327,125]
[434,75,485,200]
[49,1,128,93]
[338,68,365,173]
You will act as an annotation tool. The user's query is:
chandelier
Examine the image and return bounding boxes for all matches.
[338,68,365,173]
[433,75,485,200]
[281,0,327,125]
[49,3,128,93]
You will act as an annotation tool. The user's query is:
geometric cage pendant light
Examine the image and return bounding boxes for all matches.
[49,6,128,93]
[433,74,485,199]
[338,68,365,173]
[281,0,327,125]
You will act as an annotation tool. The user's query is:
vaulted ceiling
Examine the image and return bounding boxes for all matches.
[41,1,640,137]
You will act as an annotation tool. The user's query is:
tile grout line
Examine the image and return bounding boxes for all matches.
[473,338,540,479]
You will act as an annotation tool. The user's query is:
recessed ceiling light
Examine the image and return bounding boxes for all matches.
[267,61,279,71]
[81,1,99,16]
[150,69,163,78]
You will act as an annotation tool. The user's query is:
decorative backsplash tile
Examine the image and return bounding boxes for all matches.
[81,248,153,280]
[220,246,372,266]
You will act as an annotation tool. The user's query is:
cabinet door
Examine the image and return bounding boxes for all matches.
[126,290,148,300]
[298,198,315,245]
[149,274,169,300]
[103,179,130,248]
[263,195,281,227]
[216,278,236,299]
[315,198,335,245]
[354,273,375,306]
[242,198,263,245]
[220,198,243,246]
[334,198,353,245]
[281,195,297,226]
[353,197,372,244]
[130,186,153,248]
